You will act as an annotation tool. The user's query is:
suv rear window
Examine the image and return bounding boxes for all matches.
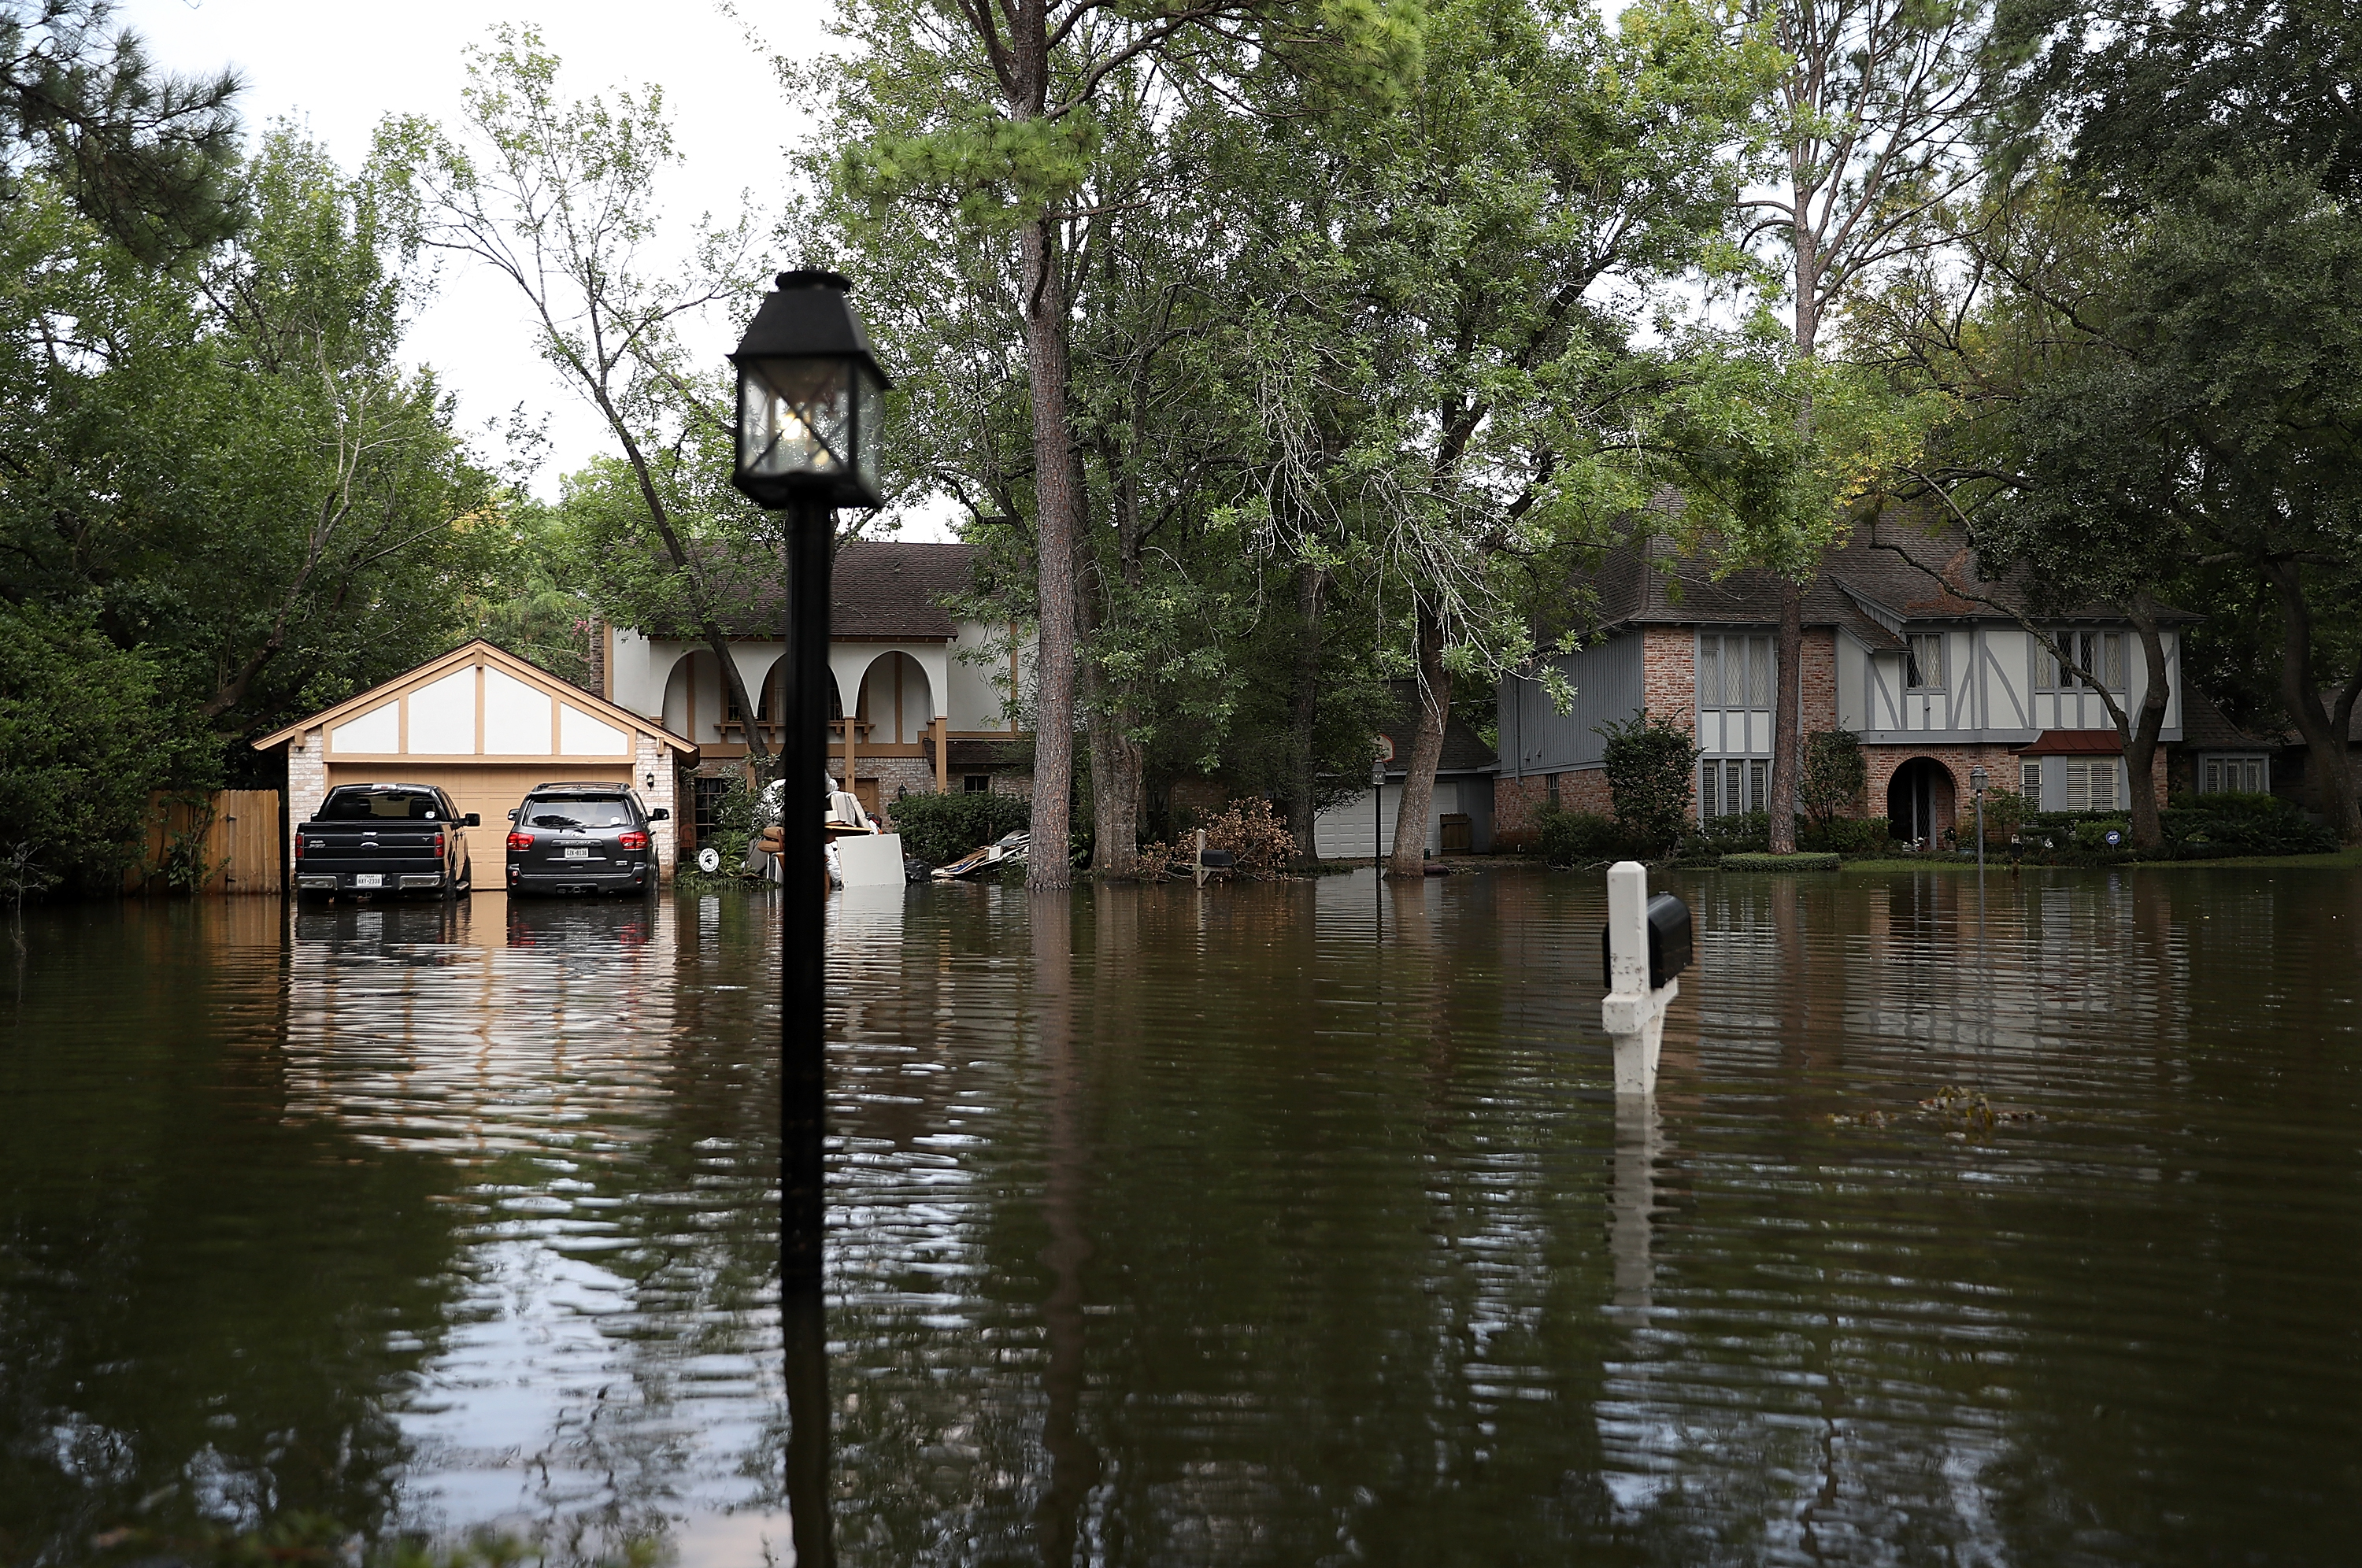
[320,788,442,820]
[521,797,635,830]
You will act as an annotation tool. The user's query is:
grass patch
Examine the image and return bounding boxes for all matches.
[1720,852,1841,871]
[1839,846,2361,872]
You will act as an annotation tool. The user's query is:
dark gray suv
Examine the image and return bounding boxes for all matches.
[504,783,668,896]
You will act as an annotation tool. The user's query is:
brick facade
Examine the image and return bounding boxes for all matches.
[1865,742,2169,839]
[1640,627,1696,733]
[1801,628,1837,731]
[1494,767,1615,851]
[287,727,328,864]
[634,733,679,878]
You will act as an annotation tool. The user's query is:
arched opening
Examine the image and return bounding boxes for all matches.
[658,653,697,742]
[1886,757,1957,847]
[857,652,935,745]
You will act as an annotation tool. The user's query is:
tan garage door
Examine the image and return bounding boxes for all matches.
[324,764,635,849]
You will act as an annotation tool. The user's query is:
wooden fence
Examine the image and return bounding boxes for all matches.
[124,789,282,895]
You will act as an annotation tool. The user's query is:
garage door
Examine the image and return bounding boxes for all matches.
[324,764,634,846]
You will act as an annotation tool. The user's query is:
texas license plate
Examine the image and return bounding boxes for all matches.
[352,874,383,889]
[563,847,591,860]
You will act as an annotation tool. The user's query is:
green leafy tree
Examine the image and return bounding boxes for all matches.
[0,131,502,745]
[820,0,1421,887]
[375,30,779,755]
[1874,168,2362,843]
[0,602,213,893]
[0,0,242,260]
[1732,0,1997,853]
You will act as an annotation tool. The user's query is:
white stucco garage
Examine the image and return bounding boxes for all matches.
[254,640,699,879]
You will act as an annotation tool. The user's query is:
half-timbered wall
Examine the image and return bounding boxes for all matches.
[1835,626,2181,746]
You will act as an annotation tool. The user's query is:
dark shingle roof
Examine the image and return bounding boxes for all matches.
[1570,509,2188,644]
[2180,689,2270,750]
[659,540,979,640]
[1379,680,1498,775]
[829,542,975,640]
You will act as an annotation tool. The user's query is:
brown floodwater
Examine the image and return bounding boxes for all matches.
[2,866,2359,1565]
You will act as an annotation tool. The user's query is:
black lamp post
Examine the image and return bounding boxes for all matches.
[729,268,890,1568]
[1969,764,1989,875]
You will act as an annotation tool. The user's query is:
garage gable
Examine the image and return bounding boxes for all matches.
[257,641,697,764]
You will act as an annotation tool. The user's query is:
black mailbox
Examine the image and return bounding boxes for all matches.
[1601,892,1694,989]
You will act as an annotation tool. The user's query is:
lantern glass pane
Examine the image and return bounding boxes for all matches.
[854,364,883,493]
[739,357,852,479]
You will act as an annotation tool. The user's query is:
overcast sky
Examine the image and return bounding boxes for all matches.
[117,0,956,537]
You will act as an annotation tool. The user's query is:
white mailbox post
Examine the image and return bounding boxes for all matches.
[1602,860,1680,1096]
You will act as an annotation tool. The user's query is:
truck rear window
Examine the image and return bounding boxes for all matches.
[320,789,442,820]
[521,798,634,829]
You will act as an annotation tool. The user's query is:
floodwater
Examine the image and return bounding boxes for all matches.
[3,867,2360,1566]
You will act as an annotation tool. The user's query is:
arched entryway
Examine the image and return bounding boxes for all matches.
[856,651,935,744]
[1886,757,1957,846]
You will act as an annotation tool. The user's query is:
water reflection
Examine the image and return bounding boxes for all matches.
[6,868,2360,1564]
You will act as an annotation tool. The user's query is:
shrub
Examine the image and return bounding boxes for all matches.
[2161,791,2336,858]
[1801,729,1867,834]
[1535,806,1639,867]
[887,790,1031,867]
[1801,815,1890,855]
[1722,851,1841,871]
[1596,709,1698,857]
[1683,809,1769,861]
[1201,797,1296,874]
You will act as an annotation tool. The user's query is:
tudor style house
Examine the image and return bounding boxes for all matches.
[1494,523,2188,849]
[593,542,1035,845]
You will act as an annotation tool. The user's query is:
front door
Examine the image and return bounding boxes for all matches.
[854,777,881,819]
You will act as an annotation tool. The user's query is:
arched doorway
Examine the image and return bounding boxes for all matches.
[1886,757,1957,847]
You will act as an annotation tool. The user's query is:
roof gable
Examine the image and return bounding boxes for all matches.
[252,640,697,755]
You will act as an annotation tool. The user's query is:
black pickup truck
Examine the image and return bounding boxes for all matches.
[293,784,478,898]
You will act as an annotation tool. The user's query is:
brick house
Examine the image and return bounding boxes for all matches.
[596,542,1035,848]
[1494,523,2190,849]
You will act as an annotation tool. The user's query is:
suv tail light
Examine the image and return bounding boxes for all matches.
[618,830,650,851]
[507,832,534,852]
[431,831,446,856]
[294,835,305,859]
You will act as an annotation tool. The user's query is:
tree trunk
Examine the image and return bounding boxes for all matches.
[1768,579,1803,853]
[1287,564,1327,860]
[1098,441,1147,875]
[1388,605,1450,878]
[2265,557,2362,842]
[1020,214,1079,887]
[2121,600,2171,849]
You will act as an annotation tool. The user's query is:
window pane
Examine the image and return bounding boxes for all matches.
[1701,763,1719,819]
[2202,759,2220,793]
[1750,638,1772,708]
[2065,762,2089,812]
[2244,758,2264,792]
[2105,633,2127,690]
[1726,761,1742,815]
[1698,638,1720,708]
[2020,761,2041,801]
[1750,760,1768,812]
